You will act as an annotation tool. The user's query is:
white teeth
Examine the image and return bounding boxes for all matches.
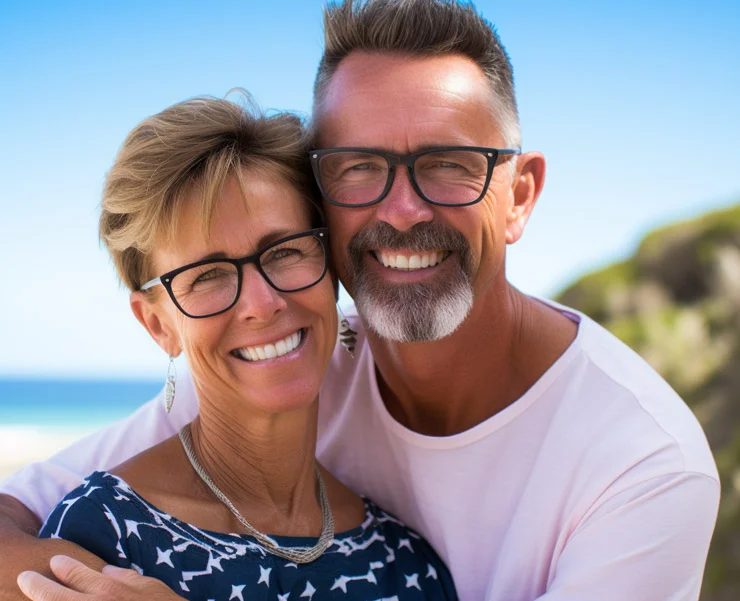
[377,251,448,271]
[237,330,302,362]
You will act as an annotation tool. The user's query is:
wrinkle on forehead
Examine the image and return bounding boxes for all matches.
[317,52,502,150]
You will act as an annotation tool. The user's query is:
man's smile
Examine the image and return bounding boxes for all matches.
[373,249,451,270]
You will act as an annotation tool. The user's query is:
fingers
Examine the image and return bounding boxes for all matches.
[100,564,181,598]
[100,564,148,585]
[48,555,102,594]
[17,571,85,601]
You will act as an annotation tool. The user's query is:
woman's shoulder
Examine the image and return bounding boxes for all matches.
[41,470,153,528]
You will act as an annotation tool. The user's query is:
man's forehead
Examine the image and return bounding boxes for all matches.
[323,51,490,104]
[316,51,501,149]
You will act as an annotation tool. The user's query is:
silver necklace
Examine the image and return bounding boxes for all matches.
[178,423,334,563]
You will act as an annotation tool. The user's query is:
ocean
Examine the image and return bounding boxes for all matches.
[0,378,163,479]
[0,378,162,426]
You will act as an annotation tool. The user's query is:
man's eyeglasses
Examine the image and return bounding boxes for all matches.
[309,146,520,208]
[139,228,329,318]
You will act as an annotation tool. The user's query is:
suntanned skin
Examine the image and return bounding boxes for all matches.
[0,494,107,600]
[318,53,576,437]
[120,173,365,538]
[10,172,365,601]
[10,52,575,601]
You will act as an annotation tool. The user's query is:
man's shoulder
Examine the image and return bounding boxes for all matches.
[540,297,717,480]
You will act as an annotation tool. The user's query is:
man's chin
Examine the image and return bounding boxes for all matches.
[355,281,474,343]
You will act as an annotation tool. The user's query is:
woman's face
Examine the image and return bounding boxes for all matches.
[136,168,338,415]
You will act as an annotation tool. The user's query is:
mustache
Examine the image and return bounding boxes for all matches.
[348,221,471,255]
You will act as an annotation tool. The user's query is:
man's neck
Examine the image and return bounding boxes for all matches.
[365,285,578,436]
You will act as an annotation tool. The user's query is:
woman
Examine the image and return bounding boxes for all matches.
[37,94,456,600]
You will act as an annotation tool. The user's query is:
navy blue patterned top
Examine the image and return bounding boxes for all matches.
[40,472,457,600]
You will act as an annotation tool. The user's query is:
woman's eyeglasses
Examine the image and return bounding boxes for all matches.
[139,228,329,318]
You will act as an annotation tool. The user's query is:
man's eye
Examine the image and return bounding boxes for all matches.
[428,160,464,169]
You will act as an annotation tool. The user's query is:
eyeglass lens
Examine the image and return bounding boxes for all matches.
[169,234,326,317]
[318,149,491,206]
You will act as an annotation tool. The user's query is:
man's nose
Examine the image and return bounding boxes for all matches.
[374,166,434,231]
[233,265,287,322]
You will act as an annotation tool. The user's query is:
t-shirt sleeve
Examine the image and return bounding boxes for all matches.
[39,489,130,567]
[0,373,197,522]
[531,472,720,601]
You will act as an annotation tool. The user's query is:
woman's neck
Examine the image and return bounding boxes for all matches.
[187,391,322,534]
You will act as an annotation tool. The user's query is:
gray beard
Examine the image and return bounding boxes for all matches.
[347,222,475,343]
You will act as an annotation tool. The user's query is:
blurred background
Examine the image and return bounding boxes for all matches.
[1,1,738,598]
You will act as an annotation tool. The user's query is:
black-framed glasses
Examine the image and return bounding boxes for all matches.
[139,228,329,318]
[309,146,520,208]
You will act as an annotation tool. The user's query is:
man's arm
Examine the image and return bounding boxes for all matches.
[0,373,197,599]
[535,472,720,601]
[0,496,107,601]
[0,376,196,521]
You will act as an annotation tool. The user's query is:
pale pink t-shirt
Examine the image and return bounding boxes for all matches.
[1,300,720,601]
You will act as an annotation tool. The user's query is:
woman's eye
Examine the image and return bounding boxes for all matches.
[269,248,301,261]
[194,268,226,283]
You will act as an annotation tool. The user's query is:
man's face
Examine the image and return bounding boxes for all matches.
[316,52,520,342]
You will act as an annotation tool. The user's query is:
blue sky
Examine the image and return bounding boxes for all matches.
[1,0,738,378]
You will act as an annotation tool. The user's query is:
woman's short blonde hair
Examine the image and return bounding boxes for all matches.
[99,92,322,291]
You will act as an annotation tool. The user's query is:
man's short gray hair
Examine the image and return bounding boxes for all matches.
[313,0,522,149]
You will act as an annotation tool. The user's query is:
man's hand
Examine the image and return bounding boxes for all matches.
[0,495,109,601]
[17,556,184,601]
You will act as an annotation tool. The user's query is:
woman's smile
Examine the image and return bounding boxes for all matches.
[231,327,307,363]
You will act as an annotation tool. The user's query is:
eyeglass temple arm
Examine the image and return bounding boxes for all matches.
[140,277,163,292]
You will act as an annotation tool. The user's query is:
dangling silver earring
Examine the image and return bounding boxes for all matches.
[164,355,177,413]
[337,305,357,358]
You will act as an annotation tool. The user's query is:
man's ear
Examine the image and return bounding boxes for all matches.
[505,151,546,245]
[130,291,182,357]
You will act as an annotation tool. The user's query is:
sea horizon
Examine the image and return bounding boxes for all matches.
[0,377,162,480]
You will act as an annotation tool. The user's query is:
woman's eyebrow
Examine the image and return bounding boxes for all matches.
[195,228,303,262]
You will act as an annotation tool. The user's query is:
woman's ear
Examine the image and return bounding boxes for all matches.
[130,291,182,357]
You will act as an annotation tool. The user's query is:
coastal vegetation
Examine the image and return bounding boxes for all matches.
[557,203,740,601]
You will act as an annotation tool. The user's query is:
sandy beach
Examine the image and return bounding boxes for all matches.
[0,426,95,481]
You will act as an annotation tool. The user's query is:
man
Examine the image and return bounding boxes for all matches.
[2,1,719,600]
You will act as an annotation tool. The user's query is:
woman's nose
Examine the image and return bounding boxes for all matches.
[233,264,288,322]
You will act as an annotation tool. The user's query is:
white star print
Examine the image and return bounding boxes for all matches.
[155,547,174,568]
[397,538,414,553]
[331,567,378,593]
[208,555,224,572]
[278,594,290,601]
[285,562,299,568]
[384,544,396,563]
[229,584,246,601]
[405,573,421,590]
[257,566,271,586]
[426,563,438,580]
[124,520,142,540]
[300,581,316,600]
